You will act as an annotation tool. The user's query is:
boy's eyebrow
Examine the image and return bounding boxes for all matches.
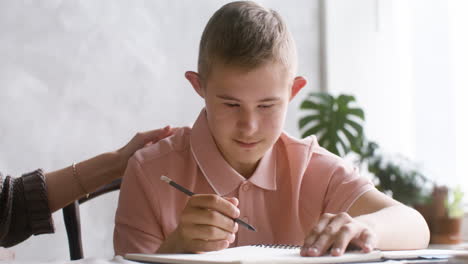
[216,94,281,102]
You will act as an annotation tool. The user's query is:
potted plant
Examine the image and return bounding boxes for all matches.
[298,91,465,244]
[357,140,433,206]
[430,186,465,244]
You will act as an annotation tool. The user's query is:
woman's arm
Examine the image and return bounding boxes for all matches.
[46,126,177,213]
[0,126,177,249]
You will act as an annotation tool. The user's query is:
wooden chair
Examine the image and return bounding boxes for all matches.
[62,178,122,260]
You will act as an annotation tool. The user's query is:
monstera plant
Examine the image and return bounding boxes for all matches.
[298,92,365,157]
[298,92,463,244]
[298,92,430,205]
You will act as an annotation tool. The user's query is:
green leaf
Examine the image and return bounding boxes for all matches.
[301,123,327,138]
[310,92,334,104]
[344,118,363,135]
[336,136,350,155]
[300,100,326,111]
[341,127,359,149]
[299,115,321,129]
[298,92,365,157]
[337,94,355,105]
[347,108,365,119]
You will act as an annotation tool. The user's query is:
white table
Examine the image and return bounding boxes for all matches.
[1,255,134,264]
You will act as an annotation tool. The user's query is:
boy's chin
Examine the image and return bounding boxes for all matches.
[231,152,264,165]
[221,142,268,164]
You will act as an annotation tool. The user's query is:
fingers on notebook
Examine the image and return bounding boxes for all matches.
[351,229,376,253]
[301,212,376,257]
[301,213,335,256]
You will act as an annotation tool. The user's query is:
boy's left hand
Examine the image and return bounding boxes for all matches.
[301,212,377,257]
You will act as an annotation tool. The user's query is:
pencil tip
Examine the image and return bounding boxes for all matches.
[160,175,171,183]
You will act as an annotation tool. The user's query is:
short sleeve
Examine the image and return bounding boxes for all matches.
[323,162,374,214]
[113,157,164,255]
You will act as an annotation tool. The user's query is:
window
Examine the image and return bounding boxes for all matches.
[324,0,468,202]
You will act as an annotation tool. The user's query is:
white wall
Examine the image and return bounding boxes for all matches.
[409,0,457,187]
[450,0,468,205]
[324,0,417,158]
[0,0,321,261]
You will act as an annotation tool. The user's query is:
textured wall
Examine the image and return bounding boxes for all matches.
[0,0,320,260]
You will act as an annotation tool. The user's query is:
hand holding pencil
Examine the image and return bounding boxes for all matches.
[157,175,253,254]
[161,176,256,231]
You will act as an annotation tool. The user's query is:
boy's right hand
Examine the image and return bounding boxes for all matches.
[157,194,240,253]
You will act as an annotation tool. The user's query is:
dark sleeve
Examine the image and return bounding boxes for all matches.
[0,169,54,247]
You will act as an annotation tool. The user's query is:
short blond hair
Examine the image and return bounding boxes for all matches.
[198,1,297,79]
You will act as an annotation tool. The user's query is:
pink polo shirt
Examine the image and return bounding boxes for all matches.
[113,110,374,255]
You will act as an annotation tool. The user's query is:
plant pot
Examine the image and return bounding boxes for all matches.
[430,217,463,244]
[413,203,433,230]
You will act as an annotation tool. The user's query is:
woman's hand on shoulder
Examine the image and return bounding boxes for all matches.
[115,126,179,177]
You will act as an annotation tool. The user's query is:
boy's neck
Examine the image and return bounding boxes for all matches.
[210,136,261,179]
[234,160,260,179]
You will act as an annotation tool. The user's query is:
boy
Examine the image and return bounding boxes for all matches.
[114,1,429,257]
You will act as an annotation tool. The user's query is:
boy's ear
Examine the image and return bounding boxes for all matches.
[289,76,307,101]
[185,71,205,98]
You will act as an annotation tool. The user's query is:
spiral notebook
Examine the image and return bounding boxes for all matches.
[124,244,467,264]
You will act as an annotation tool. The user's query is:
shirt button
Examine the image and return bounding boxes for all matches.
[242,182,250,191]
[243,216,249,222]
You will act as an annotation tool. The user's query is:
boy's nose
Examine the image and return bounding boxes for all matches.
[237,110,258,135]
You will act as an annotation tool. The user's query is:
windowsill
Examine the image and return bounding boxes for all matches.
[428,243,468,250]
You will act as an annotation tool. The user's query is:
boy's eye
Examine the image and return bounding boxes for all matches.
[259,104,274,108]
[224,103,240,107]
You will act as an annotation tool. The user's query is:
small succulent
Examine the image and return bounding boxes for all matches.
[445,186,465,218]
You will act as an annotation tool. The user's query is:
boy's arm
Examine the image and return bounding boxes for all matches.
[349,189,430,249]
[300,157,430,257]
[301,189,430,257]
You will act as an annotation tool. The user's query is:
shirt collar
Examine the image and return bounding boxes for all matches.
[190,109,277,196]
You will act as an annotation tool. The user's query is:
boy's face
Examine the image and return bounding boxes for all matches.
[186,62,306,177]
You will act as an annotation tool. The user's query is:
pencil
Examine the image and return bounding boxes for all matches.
[160,175,257,232]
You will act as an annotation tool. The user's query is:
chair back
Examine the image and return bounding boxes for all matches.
[62,178,122,260]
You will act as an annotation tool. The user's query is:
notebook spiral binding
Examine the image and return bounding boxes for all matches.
[253,244,301,249]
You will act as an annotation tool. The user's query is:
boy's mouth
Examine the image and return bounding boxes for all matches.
[234,139,260,148]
